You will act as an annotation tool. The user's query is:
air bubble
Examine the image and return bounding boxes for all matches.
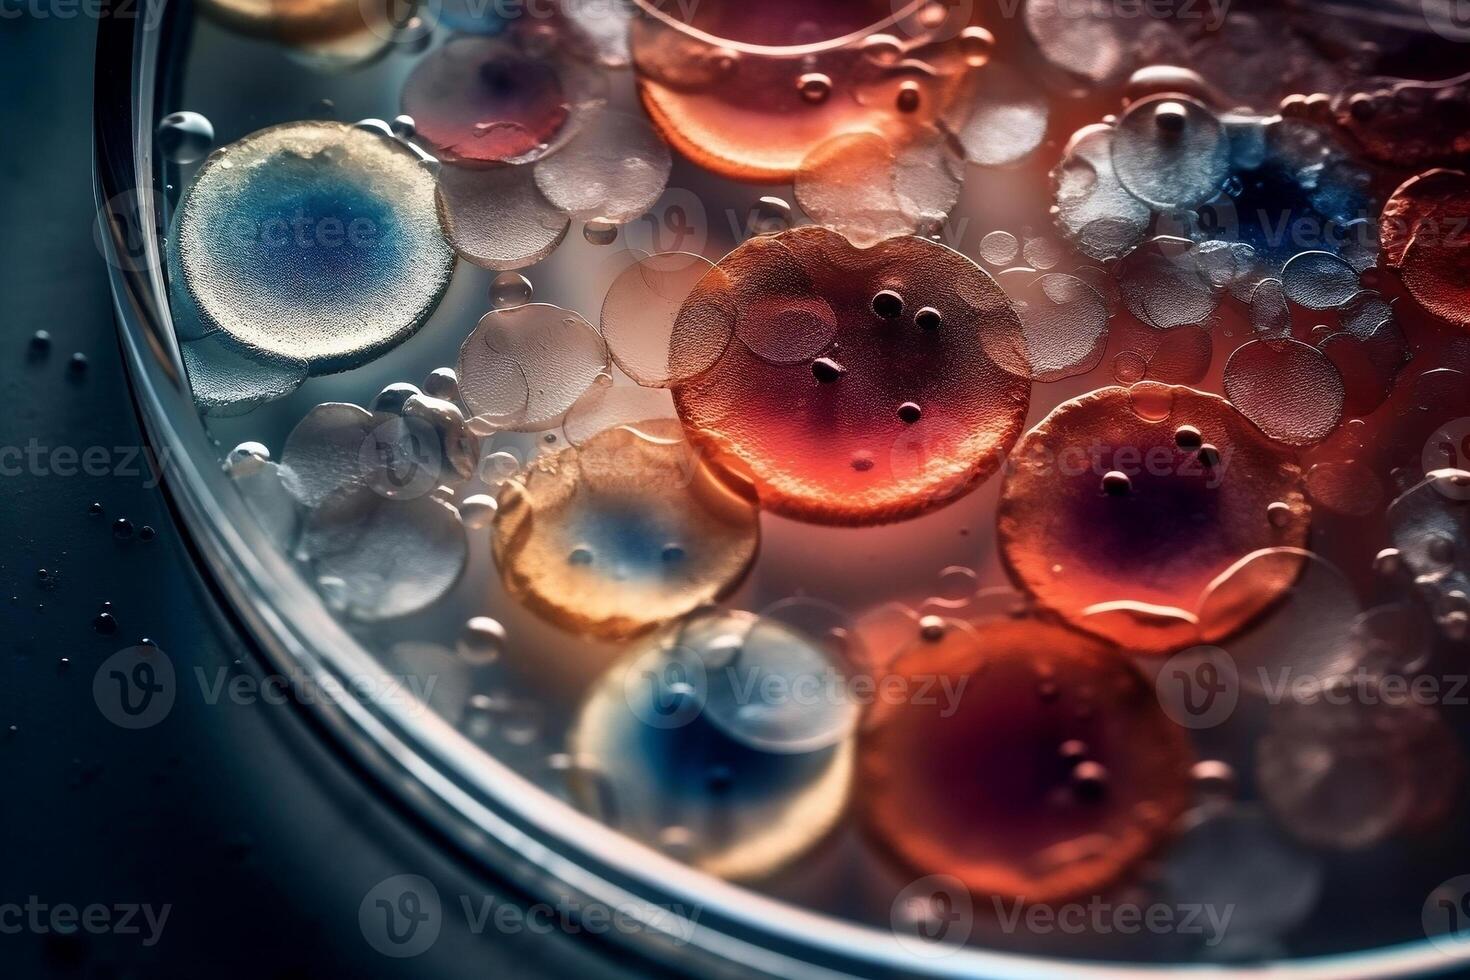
[490,273,534,309]
[457,616,507,664]
[156,111,215,164]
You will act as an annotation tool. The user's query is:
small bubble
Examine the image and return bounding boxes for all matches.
[224,442,271,475]
[811,357,846,383]
[583,220,618,246]
[87,502,103,517]
[797,72,832,105]
[851,452,875,472]
[898,401,922,424]
[92,612,117,635]
[872,289,904,319]
[914,307,943,332]
[1153,101,1187,134]
[371,382,421,415]
[423,367,459,401]
[896,81,921,113]
[959,26,993,67]
[661,544,686,563]
[1174,425,1203,450]
[1197,444,1222,469]
[749,196,793,236]
[919,615,946,642]
[68,352,88,374]
[1191,760,1237,798]
[1374,547,1401,577]
[1267,501,1293,527]
[112,518,134,540]
[139,526,157,542]
[1059,739,1089,761]
[156,110,215,164]
[29,330,51,354]
[390,114,416,139]
[569,546,595,566]
[1101,471,1132,497]
[490,272,533,309]
[458,616,507,664]
[460,494,499,528]
[1070,760,1109,801]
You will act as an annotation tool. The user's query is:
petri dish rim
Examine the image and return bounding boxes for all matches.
[91,4,1468,978]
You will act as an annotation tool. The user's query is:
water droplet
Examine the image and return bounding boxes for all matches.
[797,72,832,105]
[896,81,921,113]
[367,384,419,418]
[156,111,215,164]
[490,272,533,309]
[1153,100,1187,133]
[749,196,793,236]
[583,219,618,246]
[1192,760,1237,798]
[1374,547,1401,577]
[459,493,498,528]
[919,615,947,641]
[457,616,507,664]
[1059,739,1089,761]
[811,357,845,383]
[1101,471,1132,497]
[1070,760,1109,801]
[423,368,459,402]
